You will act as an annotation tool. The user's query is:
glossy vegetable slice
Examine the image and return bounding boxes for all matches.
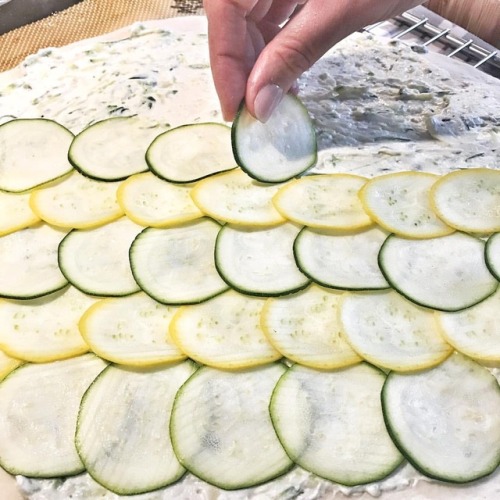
[147,123,236,183]
[430,168,500,233]
[270,363,403,486]
[0,286,96,363]
[30,171,123,229]
[379,232,498,311]
[0,118,73,192]
[231,94,317,183]
[382,353,500,483]
[170,364,292,489]
[359,171,454,238]
[190,168,286,226]
[485,232,500,281]
[261,285,361,369]
[170,290,280,369]
[117,172,203,227]
[0,350,22,381]
[0,191,40,236]
[215,223,310,296]
[76,361,196,495]
[294,226,389,290]
[436,288,500,362]
[130,218,229,305]
[0,354,107,477]
[58,217,142,297]
[69,116,164,181]
[79,293,186,366]
[273,174,371,229]
[339,290,452,371]
[0,223,68,299]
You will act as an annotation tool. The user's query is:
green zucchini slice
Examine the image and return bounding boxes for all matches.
[485,232,500,281]
[382,353,500,483]
[231,94,317,183]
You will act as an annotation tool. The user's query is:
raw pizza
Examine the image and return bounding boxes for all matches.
[0,15,499,500]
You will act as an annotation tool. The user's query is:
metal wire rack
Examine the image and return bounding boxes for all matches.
[365,10,499,79]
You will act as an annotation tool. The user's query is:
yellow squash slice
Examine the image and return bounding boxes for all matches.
[261,285,361,369]
[30,171,123,229]
[0,191,40,236]
[430,168,500,233]
[436,288,500,362]
[359,171,454,238]
[0,350,22,381]
[170,290,280,369]
[272,174,372,230]
[190,169,286,226]
[79,293,186,366]
[117,172,203,227]
[339,290,452,372]
[0,286,97,362]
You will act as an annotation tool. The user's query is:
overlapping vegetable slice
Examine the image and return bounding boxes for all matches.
[271,363,403,486]
[76,361,196,495]
[359,172,454,238]
[261,285,361,369]
[436,288,500,362]
[190,169,285,226]
[0,223,68,299]
[58,217,142,297]
[117,172,203,227]
[294,226,389,290]
[273,174,372,229]
[0,286,96,362]
[147,123,236,183]
[339,290,452,371]
[0,118,74,192]
[130,218,229,305]
[170,364,293,489]
[0,191,40,236]
[69,116,164,181]
[0,354,107,477]
[430,168,500,233]
[0,350,22,381]
[379,232,498,311]
[485,232,500,281]
[382,353,500,483]
[215,223,310,296]
[170,290,280,368]
[30,172,123,229]
[79,293,186,366]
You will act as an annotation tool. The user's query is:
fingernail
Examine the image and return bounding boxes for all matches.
[254,84,284,123]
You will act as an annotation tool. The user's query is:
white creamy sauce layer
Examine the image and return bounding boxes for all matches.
[0,20,498,500]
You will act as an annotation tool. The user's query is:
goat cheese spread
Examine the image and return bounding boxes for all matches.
[0,15,498,500]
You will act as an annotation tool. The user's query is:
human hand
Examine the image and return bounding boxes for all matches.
[204,0,424,122]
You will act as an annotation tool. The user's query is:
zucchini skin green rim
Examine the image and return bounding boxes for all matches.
[485,232,500,281]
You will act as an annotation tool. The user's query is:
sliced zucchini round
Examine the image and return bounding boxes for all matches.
[231,94,317,183]
[130,218,229,305]
[379,232,498,312]
[430,168,500,234]
[69,116,164,181]
[359,171,454,238]
[30,171,123,229]
[76,361,196,495]
[0,223,68,299]
[273,174,372,230]
[0,118,74,193]
[0,354,107,477]
[146,122,236,183]
[485,232,500,281]
[261,285,361,369]
[0,351,22,382]
[170,364,293,489]
[339,290,452,371]
[294,226,389,291]
[382,353,500,483]
[270,363,403,486]
[215,223,310,297]
[0,191,40,236]
[170,290,280,369]
[58,217,143,297]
